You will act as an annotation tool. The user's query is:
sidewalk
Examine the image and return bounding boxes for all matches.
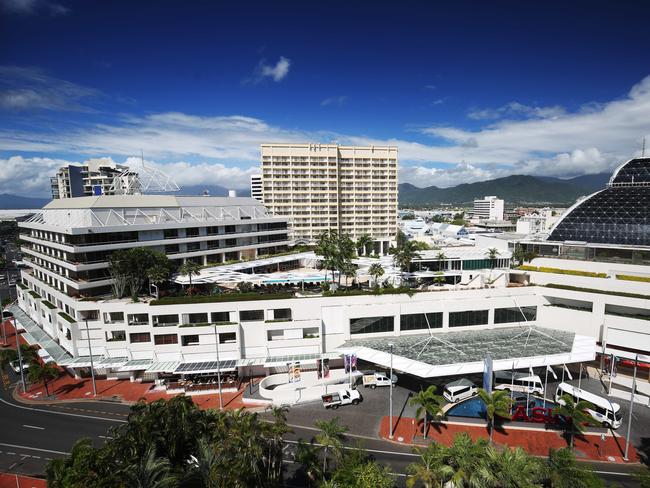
[2,319,267,411]
[0,473,46,488]
[379,416,640,464]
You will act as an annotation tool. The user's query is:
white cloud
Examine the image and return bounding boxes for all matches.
[260,56,291,82]
[0,0,68,15]
[320,95,348,107]
[0,66,99,111]
[468,101,566,120]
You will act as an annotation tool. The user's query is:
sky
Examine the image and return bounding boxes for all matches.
[1,0,650,197]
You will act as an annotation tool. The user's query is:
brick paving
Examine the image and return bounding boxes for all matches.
[0,473,46,488]
[379,416,640,463]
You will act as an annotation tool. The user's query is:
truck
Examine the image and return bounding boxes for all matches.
[361,372,398,389]
[321,388,362,409]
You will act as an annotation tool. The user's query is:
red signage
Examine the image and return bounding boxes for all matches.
[510,406,563,425]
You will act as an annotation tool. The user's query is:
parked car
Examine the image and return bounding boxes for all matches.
[443,378,478,403]
[10,360,28,374]
[361,372,398,389]
[322,388,362,409]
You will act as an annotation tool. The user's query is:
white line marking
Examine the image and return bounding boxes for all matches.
[0,442,69,456]
[22,424,44,430]
[6,451,15,455]
[283,439,418,457]
[0,398,126,423]
[592,471,632,477]
[98,435,113,440]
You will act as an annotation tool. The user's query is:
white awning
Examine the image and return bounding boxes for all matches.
[118,359,154,372]
[59,355,103,368]
[174,360,237,374]
[264,352,341,368]
[97,357,129,368]
[145,361,181,373]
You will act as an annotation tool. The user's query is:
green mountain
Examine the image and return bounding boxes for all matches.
[398,174,608,207]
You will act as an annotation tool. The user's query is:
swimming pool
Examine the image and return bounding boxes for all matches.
[446,396,557,419]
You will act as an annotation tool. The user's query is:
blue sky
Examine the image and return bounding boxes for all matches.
[2,0,650,196]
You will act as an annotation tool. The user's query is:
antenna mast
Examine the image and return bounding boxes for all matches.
[642,137,646,157]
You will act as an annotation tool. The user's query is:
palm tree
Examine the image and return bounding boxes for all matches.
[356,234,373,257]
[121,445,177,488]
[445,433,494,488]
[0,344,38,370]
[477,388,512,443]
[146,264,170,299]
[406,443,452,488]
[553,394,598,450]
[184,437,219,488]
[295,439,323,485]
[409,385,445,438]
[368,263,384,288]
[488,446,543,487]
[178,261,201,295]
[27,360,59,397]
[545,448,604,487]
[393,240,422,274]
[315,416,348,474]
[435,251,447,272]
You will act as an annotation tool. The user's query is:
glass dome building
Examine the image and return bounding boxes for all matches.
[548,157,650,246]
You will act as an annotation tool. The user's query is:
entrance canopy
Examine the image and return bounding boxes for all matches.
[174,360,237,374]
[339,326,596,378]
[263,352,340,368]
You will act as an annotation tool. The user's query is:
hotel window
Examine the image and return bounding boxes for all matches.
[219,332,236,344]
[154,334,178,345]
[350,316,394,335]
[181,335,200,346]
[186,227,200,238]
[240,310,264,322]
[153,314,179,327]
[272,308,292,321]
[449,310,489,328]
[211,311,232,323]
[494,306,537,324]
[401,312,442,331]
[129,332,151,343]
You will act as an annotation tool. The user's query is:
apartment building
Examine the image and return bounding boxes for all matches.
[19,194,291,299]
[250,174,263,202]
[473,195,505,221]
[260,143,398,253]
[51,158,138,199]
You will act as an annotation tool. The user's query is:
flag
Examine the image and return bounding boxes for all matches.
[316,359,322,379]
[563,364,573,380]
[546,365,557,380]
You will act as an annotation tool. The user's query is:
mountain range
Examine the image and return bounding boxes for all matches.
[398,173,611,207]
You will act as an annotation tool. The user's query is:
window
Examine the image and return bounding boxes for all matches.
[303,327,319,339]
[494,306,537,324]
[80,310,99,321]
[163,229,178,239]
[272,308,292,321]
[240,310,264,322]
[219,332,236,344]
[350,316,394,335]
[400,313,442,331]
[129,332,151,343]
[181,335,200,346]
[267,330,284,341]
[186,227,200,238]
[186,242,200,252]
[103,312,124,323]
[449,310,489,328]
[127,314,149,326]
[211,311,231,323]
[154,334,178,345]
[184,312,208,325]
[153,314,179,327]
[106,330,126,342]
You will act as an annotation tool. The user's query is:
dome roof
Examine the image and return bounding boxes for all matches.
[548,157,650,246]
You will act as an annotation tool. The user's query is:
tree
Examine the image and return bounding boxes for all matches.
[552,394,598,449]
[513,244,527,267]
[356,234,373,257]
[368,263,384,288]
[146,263,171,299]
[435,251,447,272]
[486,247,500,264]
[108,249,130,299]
[488,445,543,487]
[409,385,445,438]
[109,248,172,300]
[28,361,59,397]
[0,343,37,369]
[295,440,323,486]
[351,461,394,488]
[445,433,494,488]
[121,445,177,488]
[178,261,202,295]
[544,448,604,487]
[477,388,512,443]
[393,240,422,273]
[412,240,432,251]
[406,443,452,488]
[237,281,253,293]
[315,417,348,474]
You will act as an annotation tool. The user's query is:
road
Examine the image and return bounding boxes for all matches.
[0,378,643,486]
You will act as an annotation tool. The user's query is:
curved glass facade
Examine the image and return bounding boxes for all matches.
[549,158,650,246]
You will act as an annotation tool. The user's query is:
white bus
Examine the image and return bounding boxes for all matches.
[554,382,622,429]
[493,371,544,395]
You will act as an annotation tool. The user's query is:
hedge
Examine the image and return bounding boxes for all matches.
[517,265,607,278]
[28,291,41,299]
[616,274,650,283]
[151,292,294,305]
[58,311,76,323]
[544,283,650,300]
[17,283,28,290]
[41,300,56,309]
[323,286,417,298]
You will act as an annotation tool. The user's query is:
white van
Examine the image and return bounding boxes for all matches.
[555,382,622,429]
[493,371,544,395]
[443,378,478,403]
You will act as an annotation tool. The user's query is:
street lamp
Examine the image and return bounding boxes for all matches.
[388,342,394,440]
[13,316,26,393]
[213,324,223,409]
[624,354,639,461]
[85,319,97,397]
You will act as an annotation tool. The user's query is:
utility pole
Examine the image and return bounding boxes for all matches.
[389,343,394,439]
[624,355,638,461]
[14,317,26,393]
[85,319,97,396]
[213,324,223,409]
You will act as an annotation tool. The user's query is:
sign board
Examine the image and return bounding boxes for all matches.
[92,185,103,196]
[287,361,301,383]
[483,355,493,393]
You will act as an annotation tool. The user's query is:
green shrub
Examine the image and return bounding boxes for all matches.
[17,282,28,290]
[58,311,76,323]
[41,300,56,309]
[28,291,41,299]
[517,265,606,278]
[616,274,650,283]
[151,292,294,305]
[544,283,650,300]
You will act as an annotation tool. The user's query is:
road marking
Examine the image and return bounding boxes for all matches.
[0,442,69,456]
[98,435,113,440]
[22,424,44,430]
[0,398,126,423]
[283,439,418,457]
[284,421,381,442]
[592,471,632,477]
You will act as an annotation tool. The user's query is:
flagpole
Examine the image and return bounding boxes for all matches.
[608,354,615,395]
[510,362,515,413]
[623,354,638,461]
[526,366,531,417]
[577,363,583,390]
[543,364,548,410]
[561,363,565,384]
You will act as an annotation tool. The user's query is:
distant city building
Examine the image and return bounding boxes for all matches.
[473,195,504,221]
[260,143,398,253]
[250,174,263,202]
[51,159,139,199]
[516,215,547,235]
